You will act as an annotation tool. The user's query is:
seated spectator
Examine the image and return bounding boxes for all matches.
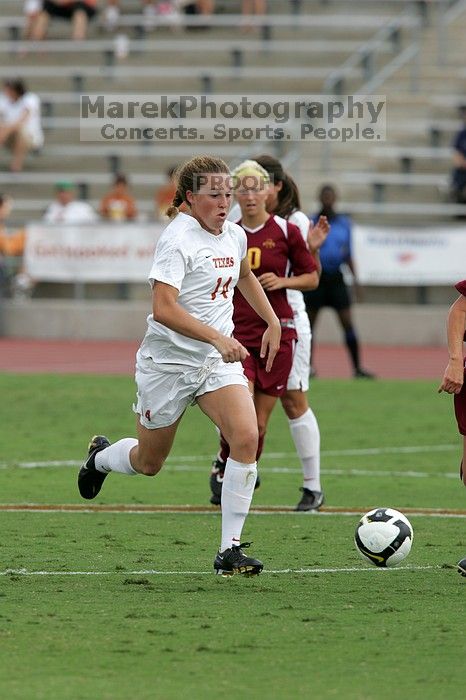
[43,181,98,223]
[0,79,44,172]
[32,1,98,41]
[451,104,466,205]
[23,0,43,40]
[100,173,138,221]
[154,164,178,220]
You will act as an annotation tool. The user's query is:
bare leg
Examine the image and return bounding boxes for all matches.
[253,388,279,459]
[130,413,184,475]
[71,9,88,40]
[280,388,308,420]
[198,384,258,463]
[9,131,30,172]
[31,10,49,40]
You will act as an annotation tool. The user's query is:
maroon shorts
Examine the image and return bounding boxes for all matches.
[454,366,466,436]
[242,339,295,397]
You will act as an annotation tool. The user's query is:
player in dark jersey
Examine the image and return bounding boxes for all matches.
[438,279,466,576]
[209,160,319,505]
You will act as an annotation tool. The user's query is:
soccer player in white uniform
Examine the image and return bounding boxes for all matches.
[226,155,329,511]
[78,155,281,576]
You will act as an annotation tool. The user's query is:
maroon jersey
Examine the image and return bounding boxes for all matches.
[455,280,466,341]
[233,214,317,346]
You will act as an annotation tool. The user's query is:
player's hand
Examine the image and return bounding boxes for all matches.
[308,216,330,252]
[260,322,281,372]
[257,272,284,291]
[438,360,464,394]
[213,335,249,364]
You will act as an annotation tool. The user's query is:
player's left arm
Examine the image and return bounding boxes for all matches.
[438,293,466,394]
[258,225,319,292]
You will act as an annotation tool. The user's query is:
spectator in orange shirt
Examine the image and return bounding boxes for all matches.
[0,194,28,298]
[100,173,138,221]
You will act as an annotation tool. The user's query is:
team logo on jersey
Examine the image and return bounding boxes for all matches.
[212,256,234,268]
[262,238,276,249]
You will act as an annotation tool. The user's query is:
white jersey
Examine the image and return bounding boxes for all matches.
[142,212,247,366]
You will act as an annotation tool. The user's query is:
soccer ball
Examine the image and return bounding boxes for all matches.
[354,507,413,567]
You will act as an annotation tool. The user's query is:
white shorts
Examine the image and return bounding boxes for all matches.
[133,351,248,429]
[287,313,311,392]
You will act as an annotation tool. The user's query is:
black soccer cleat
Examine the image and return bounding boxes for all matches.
[354,368,376,379]
[458,557,466,577]
[295,487,324,512]
[209,458,261,505]
[78,435,110,500]
[213,542,263,577]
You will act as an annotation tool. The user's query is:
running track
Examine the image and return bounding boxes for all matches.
[0,338,446,379]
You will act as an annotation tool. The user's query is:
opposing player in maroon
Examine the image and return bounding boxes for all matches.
[438,279,466,576]
[210,160,319,504]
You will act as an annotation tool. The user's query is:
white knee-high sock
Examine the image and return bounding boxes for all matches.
[220,457,257,552]
[95,438,138,475]
[288,408,321,491]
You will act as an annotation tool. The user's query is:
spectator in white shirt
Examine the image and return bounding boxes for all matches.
[0,79,44,172]
[43,181,98,223]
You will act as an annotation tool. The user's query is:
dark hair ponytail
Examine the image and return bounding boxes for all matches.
[165,155,230,219]
[254,154,301,219]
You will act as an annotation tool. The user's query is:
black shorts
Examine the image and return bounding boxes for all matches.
[43,1,97,20]
[303,270,351,312]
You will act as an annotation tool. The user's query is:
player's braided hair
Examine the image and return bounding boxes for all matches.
[255,154,301,219]
[166,155,230,219]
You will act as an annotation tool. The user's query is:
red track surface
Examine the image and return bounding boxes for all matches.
[0,338,446,379]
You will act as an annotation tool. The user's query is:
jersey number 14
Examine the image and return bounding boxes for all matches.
[211,276,232,300]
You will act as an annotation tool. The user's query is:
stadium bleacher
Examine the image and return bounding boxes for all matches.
[0,0,464,227]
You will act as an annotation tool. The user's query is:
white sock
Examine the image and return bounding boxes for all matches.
[288,408,321,492]
[220,457,257,552]
[95,438,138,475]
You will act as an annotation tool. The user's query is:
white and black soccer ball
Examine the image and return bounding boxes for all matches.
[354,507,413,567]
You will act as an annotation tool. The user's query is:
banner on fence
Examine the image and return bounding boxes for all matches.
[24,223,163,282]
[24,222,466,285]
[353,225,466,285]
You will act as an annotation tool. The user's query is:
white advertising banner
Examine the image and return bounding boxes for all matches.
[24,223,164,282]
[353,225,466,285]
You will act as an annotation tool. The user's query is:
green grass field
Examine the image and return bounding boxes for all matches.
[1,374,465,699]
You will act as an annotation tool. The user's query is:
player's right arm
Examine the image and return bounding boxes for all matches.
[152,281,248,364]
[438,293,466,394]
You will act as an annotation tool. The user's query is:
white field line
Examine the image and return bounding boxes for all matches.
[2,507,466,518]
[0,565,440,577]
[0,443,460,475]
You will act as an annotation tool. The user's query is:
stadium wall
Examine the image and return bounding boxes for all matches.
[1,300,448,346]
